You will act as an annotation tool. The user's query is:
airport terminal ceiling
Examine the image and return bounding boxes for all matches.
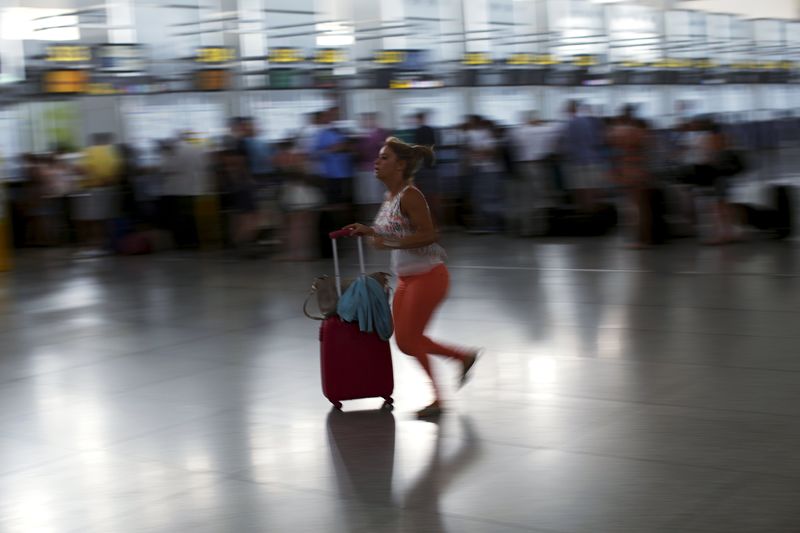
[0,0,799,153]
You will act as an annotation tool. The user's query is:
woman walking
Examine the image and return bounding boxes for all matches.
[345,137,479,418]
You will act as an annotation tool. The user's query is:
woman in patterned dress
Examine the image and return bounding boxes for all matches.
[344,137,479,418]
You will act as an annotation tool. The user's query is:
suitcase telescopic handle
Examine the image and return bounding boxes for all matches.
[328,229,353,240]
[329,229,367,298]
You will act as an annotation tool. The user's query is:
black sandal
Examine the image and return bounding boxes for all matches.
[458,350,481,389]
[416,402,443,419]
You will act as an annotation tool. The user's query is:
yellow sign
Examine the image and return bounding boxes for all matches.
[650,58,718,69]
[729,61,775,70]
[87,83,119,95]
[196,47,235,64]
[375,50,407,65]
[463,52,492,66]
[314,49,346,64]
[620,60,647,68]
[389,79,412,89]
[533,54,558,66]
[46,45,91,63]
[506,53,532,66]
[505,53,559,66]
[755,61,781,70]
[270,47,303,64]
[572,55,598,67]
[652,58,693,69]
[690,58,714,69]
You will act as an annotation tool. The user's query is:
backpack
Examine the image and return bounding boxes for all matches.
[716,149,747,177]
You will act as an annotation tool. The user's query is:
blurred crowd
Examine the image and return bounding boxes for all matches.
[4,102,797,260]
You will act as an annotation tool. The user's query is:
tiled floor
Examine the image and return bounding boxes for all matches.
[1,234,800,533]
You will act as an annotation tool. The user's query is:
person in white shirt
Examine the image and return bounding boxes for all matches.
[344,137,481,418]
[510,111,559,235]
[161,132,210,247]
[464,115,503,232]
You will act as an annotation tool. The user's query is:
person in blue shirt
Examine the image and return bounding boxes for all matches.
[231,117,273,185]
[314,106,354,207]
[312,106,355,257]
[558,100,609,212]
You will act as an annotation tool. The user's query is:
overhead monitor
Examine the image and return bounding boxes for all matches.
[374,50,428,71]
[95,44,146,73]
[194,69,231,91]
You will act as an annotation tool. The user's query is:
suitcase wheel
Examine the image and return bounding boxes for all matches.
[381,397,394,411]
[332,401,343,410]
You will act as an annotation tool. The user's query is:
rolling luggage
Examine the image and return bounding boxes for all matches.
[320,230,394,410]
[545,203,618,237]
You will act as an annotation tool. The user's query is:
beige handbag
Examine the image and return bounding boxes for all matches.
[303,272,390,320]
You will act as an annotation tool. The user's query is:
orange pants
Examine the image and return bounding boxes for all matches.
[393,264,468,393]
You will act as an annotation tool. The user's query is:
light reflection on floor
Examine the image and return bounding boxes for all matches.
[2,235,800,532]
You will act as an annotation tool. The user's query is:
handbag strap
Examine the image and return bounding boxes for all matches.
[303,290,325,321]
[302,271,392,321]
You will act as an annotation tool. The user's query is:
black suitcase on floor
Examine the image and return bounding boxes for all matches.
[649,187,669,244]
[732,185,794,239]
[546,203,618,237]
[772,185,793,239]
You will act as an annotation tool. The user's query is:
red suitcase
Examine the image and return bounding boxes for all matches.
[320,231,394,410]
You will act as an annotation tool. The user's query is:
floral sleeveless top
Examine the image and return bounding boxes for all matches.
[373,185,446,276]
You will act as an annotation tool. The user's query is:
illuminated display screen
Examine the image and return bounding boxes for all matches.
[43,70,89,94]
[196,47,235,64]
[374,50,426,70]
[268,68,310,89]
[195,69,231,91]
[95,44,145,72]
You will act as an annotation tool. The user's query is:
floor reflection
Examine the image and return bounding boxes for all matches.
[327,409,481,532]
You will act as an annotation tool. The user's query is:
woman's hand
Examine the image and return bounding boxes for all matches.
[343,223,374,237]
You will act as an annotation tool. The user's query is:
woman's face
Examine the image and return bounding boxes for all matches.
[374,145,403,182]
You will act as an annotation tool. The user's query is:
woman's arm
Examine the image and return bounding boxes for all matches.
[342,188,438,250]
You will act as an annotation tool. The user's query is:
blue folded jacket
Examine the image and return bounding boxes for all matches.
[336,275,393,341]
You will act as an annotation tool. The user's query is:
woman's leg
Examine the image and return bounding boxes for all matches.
[393,265,470,404]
